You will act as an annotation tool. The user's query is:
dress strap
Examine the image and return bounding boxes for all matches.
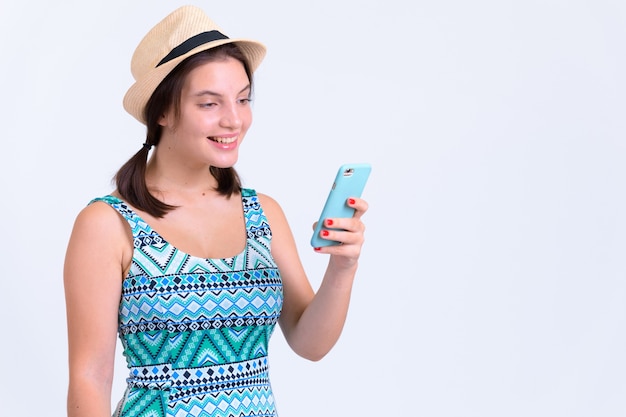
[88,196,158,249]
[241,188,272,242]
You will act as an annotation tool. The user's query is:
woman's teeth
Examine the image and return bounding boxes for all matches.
[209,136,236,144]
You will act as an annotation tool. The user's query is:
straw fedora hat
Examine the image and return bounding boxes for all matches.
[123,5,267,124]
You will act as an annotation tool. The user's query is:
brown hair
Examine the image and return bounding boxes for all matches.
[115,44,254,218]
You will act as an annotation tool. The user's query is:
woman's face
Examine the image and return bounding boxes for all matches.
[159,56,253,169]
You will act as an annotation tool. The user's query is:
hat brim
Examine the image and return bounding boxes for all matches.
[123,38,266,124]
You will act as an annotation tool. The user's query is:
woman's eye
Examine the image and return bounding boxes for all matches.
[238,98,252,105]
[200,102,217,108]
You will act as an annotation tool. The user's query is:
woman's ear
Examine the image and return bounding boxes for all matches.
[158,113,168,127]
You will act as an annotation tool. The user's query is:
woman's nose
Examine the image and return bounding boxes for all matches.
[219,103,243,128]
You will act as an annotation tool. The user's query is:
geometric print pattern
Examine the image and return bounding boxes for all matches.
[91,189,283,417]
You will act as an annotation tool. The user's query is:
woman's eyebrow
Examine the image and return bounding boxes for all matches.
[194,85,251,97]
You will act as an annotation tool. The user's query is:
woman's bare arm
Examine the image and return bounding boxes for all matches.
[64,202,131,417]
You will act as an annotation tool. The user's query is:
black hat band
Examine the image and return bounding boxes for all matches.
[156,30,229,67]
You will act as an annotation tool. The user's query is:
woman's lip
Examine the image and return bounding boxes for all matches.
[208,135,239,149]
[208,136,237,144]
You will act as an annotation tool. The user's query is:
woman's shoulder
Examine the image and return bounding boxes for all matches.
[241,188,278,208]
[66,194,134,278]
[71,194,129,240]
[253,191,290,230]
[89,194,122,206]
[253,191,281,211]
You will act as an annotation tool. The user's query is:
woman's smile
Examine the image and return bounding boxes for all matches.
[208,134,239,150]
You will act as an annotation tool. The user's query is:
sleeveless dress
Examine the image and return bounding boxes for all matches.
[91,189,283,417]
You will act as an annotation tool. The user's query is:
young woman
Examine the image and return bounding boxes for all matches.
[63,5,368,417]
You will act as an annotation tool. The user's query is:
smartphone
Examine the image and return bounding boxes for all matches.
[310,163,372,247]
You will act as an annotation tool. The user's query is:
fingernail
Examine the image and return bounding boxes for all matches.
[314,247,321,251]
[348,198,356,205]
[322,230,329,237]
[326,219,334,226]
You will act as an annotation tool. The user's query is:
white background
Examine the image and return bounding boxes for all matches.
[1,1,625,416]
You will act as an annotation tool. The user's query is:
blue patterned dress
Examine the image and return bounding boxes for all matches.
[91,189,283,417]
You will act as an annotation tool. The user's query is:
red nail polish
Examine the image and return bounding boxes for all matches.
[322,230,329,237]
[348,198,356,205]
[326,219,334,226]
[314,247,321,251]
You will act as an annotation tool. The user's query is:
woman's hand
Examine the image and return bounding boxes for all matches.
[312,197,369,267]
